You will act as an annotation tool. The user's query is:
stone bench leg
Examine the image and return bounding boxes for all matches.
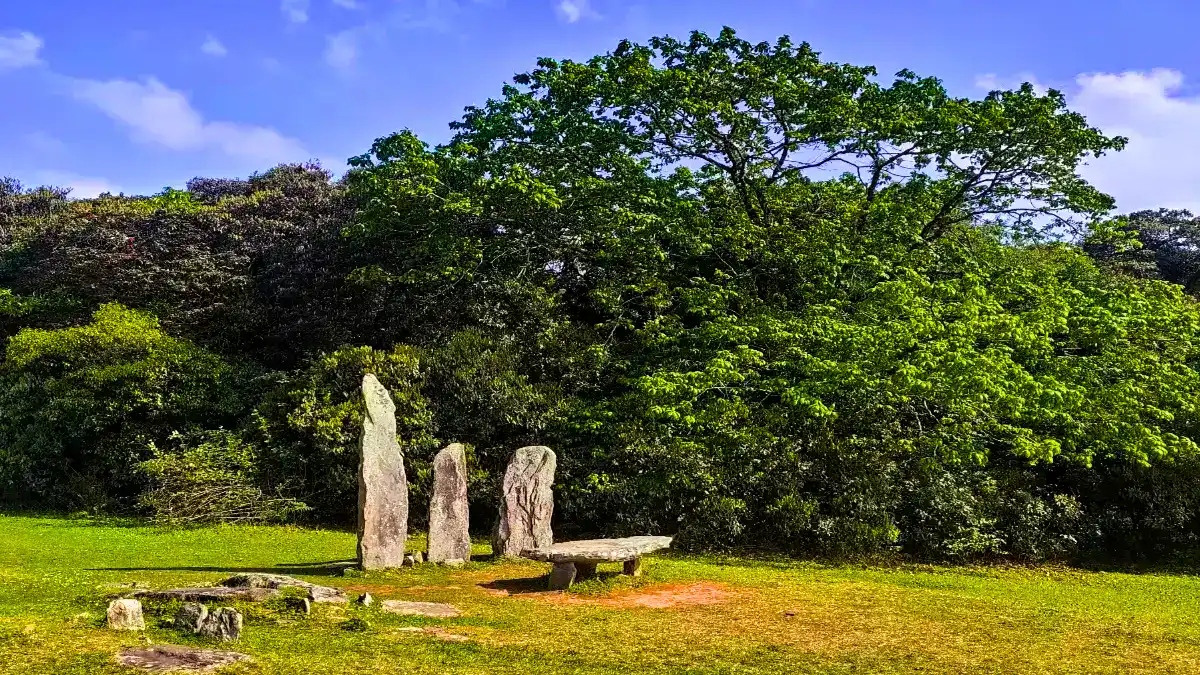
[623,557,642,577]
[549,563,576,590]
[575,562,597,581]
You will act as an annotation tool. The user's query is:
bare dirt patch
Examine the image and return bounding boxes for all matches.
[545,582,735,609]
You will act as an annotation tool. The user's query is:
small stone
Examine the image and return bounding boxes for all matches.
[198,607,242,642]
[173,603,208,632]
[357,373,409,570]
[107,599,145,631]
[356,592,374,607]
[783,609,798,617]
[428,443,471,564]
[284,597,312,615]
[403,554,416,567]
[413,551,425,564]
[492,446,556,558]
[379,600,461,618]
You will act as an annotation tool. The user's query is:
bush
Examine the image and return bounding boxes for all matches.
[0,303,253,511]
[139,430,308,526]
[252,345,434,523]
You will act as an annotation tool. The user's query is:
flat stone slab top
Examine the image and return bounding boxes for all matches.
[221,573,347,603]
[116,645,251,672]
[130,587,279,603]
[380,600,462,618]
[521,536,674,564]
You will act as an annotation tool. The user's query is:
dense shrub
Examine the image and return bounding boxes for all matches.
[0,304,253,511]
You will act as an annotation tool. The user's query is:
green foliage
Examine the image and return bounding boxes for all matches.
[0,303,253,510]
[2,30,1200,565]
[138,430,308,526]
[252,345,434,523]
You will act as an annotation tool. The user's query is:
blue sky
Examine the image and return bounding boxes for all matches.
[1,0,1198,212]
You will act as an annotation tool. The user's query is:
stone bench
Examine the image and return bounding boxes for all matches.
[520,536,673,589]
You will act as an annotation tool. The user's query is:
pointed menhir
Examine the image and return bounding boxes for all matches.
[357,373,408,570]
[428,443,472,564]
[492,445,556,558]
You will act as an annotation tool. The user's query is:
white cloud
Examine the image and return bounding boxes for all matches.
[70,76,309,164]
[975,68,1200,215]
[0,31,43,70]
[332,0,361,8]
[973,72,1047,96]
[201,34,227,57]
[30,171,120,198]
[281,0,310,23]
[556,0,598,23]
[324,30,359,70]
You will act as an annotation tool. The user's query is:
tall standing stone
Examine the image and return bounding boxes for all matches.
[428,443,471,564]
[357,373,408,569]
[492,445,555,557]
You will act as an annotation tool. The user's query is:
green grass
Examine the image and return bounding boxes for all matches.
[3,513,1200,674]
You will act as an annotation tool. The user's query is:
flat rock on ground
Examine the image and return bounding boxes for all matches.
[380,600,462,618]
[521,535,674,564]
[221,573,347,603]
[116,645,251,673]
[131,587,279,603]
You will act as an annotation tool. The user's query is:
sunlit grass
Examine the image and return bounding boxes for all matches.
[3,513,1200,674]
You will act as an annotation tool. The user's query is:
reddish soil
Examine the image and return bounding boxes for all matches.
[544,582,734,609]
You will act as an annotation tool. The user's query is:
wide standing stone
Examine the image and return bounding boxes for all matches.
[198,608,243,642]
[492,446,555,558]
[357,373,408,570]
[428,443,471,564]
[107,599,145,631]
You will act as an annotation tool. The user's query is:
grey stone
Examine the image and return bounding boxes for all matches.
[521,535,673,564]
[548,562,576,591]
[132,587,278,603]
[357,373,409,570]
[403,554,416,567]
[116,645,251,672]
[413,551,426,563]
[284,597,312,615]
[356,592,373,607]
[198,607,242,642]
[492,446,556,558]
[173,603,208,632]
[379,600,462,618]
[428,443,471,564]
[623,558,643,577]
[221,573,346,604]
[107,599,145,631]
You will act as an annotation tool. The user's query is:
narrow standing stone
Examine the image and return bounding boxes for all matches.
[428,443,471,564]
[173,602,207,632]
[548,562,576,590]
[492,446,556,558]
[107,599,145,631]
[357,373,408,570]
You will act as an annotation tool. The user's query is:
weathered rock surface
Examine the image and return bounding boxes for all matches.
[221,573,346,603]
[492,445,555,558]
[107,599,145,631]
[173,602,208,632]
[428,443,471,564]
[132,587,278,603]
[380,600,462,618]
[116,645,251,672]
[357,373,408,570]
[521,536,674,564]
[198,607,242,642]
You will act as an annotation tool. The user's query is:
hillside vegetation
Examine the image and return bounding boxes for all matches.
[3,28,1200,564]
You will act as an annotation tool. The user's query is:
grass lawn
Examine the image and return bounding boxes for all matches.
[2,514,1200,674]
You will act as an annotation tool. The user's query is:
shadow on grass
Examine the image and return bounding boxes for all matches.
[479,576,551,594]
[84,562,355,577]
